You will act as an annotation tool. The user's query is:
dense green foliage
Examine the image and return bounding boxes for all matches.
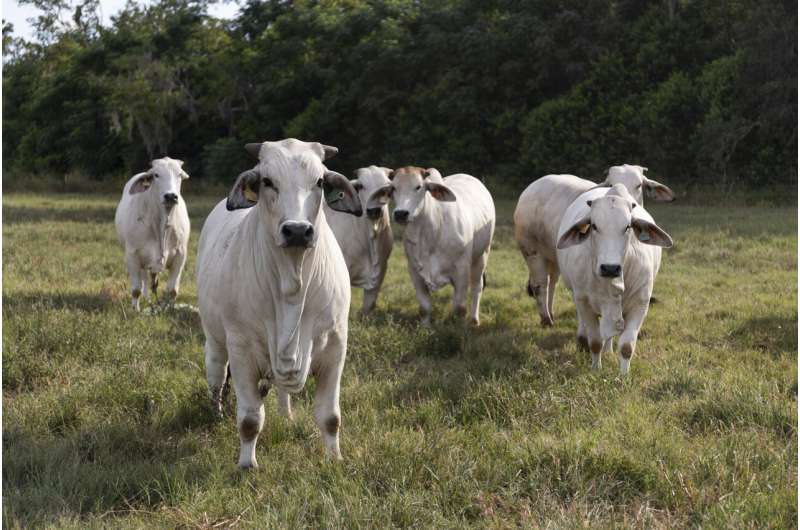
[3,0,797,190]
[3,192,797,527]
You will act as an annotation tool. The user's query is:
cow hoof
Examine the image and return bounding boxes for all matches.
[591,353,602,370]
[540,315,554,327]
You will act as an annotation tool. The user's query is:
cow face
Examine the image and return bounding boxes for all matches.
[129,157,189,210]
[386,166,455,225]
[350,166,393,220]
[604,164,675,204]
[557,184,673,285]
[226,139,361,249]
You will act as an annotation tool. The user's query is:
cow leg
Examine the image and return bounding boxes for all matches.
[149,272,159,302]
[228,350,265,469]
[523,252,553,327]
[452,261,470,320]
[125,252,143,311]
[575,298,602,370]
[468,251,489,325]
[618,302,649,375]
[312,332,345,460]
[276,389,293,420]
[363,259,388,316]
[408,264,433,326]
[546,261,559,325]
[165,250,186,302]
[204,335,229,419]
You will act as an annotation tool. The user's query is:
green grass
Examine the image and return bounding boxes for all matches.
[3,190,797,528]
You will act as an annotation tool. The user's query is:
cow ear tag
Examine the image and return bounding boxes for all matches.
[324,181,345,203]
[579,224,590,235]
[638,231,650,242]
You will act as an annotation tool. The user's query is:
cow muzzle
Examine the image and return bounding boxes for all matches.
[279,221,315,248]
[162,193,179,207]
[599,264,622,278]
[393,209,409,224]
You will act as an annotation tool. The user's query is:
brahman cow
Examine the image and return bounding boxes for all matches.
[324,165,394,315]
[556,184,673,374]
[196,138,362,469]
[513,165,674,326]
[114,157,190,310]
[369,166,495,325]
[601,164,675,205]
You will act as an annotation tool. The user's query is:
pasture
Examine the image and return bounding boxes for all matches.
[3,190,797,528]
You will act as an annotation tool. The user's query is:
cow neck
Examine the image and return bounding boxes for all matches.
[246,209,319,383]
[404,193,444,272]
[359,208,389,289]
[143,187,174,266]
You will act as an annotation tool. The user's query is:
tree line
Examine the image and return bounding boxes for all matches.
[2,0,797,193]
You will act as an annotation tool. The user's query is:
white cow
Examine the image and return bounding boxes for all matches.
[369,166,495,325]
[324,165,394,315]
[556,184,673,374]
[196,138,362,469]
[602,164,675,205]
[513,174,594,326]
[114,157,190,310]
[513,165,674,326]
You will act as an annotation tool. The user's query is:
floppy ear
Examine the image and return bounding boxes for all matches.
[226,169,261,210]
[557,217,591,249]
[245,143,262,159]
[632,219,673,247]
[643,178,675,202]
[324,170,362,216]
[425,182,456,202]
[366,184,393,210]
[129,171,154,194]
[179,169,190,180]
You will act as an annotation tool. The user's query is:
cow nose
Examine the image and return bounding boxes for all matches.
[393,210,409,223]
[163,193,178,204]
[599,264,622,277]
[366,207,382,220]
[280,221,315,248]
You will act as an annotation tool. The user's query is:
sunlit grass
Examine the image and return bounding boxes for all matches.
[3,190,796,528]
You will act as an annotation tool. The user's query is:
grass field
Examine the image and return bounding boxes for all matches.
[3,190,797,528]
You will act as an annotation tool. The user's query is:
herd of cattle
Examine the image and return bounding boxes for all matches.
[114,138,675,468]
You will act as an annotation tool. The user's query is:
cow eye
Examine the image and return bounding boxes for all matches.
[591,223,598,231]
[636,184,642,189]
[316,178,323,188]
[262,177,274,188]
[625,225,631,232]
[415,185,422,191]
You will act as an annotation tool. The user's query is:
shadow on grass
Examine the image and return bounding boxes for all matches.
[728,315,798,354]
[3,291,119,313]
[384,311,586,427]
[3,387,233,525]
[3,205,117,225]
